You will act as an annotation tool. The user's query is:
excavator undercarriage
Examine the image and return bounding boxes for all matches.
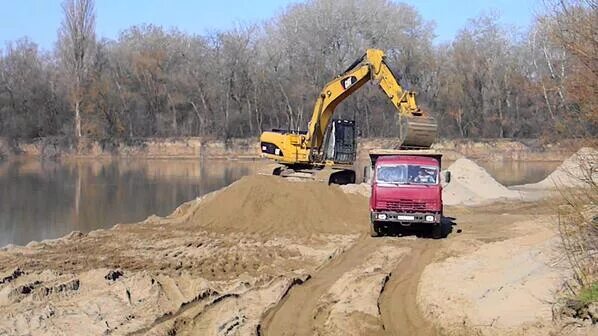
[272,164,357,185]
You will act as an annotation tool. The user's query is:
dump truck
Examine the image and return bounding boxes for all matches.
[366,150,451,238]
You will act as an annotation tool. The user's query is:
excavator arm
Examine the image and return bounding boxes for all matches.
[259,48,437,171]
[306,49,436,154]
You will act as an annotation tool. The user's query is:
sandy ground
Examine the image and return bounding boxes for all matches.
[0,176,365,336]
[419,204,564,336]
[0,148,596,336]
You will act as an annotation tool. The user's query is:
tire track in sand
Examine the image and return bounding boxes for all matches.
[260,235,378,335]
[259,236,438,336]
[379,239,438,336]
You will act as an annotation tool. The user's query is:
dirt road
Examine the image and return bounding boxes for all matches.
[379,240,437,336]
[261,234,441,336]
[261,236,381,335]
[259,199,550,336]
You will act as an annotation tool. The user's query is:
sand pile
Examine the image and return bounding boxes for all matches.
[525,147,597,189]
[188,175,369,236]
[443,158,519,206]
[339,182,371,197]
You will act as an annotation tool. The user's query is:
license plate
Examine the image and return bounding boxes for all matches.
[396,215,415,221]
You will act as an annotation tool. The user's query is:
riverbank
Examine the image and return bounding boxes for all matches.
[1,136,593,161]
[1,137,259,160]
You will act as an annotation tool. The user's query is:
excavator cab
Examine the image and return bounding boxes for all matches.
[323,119,356,164]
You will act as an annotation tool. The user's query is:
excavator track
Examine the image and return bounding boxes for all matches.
[273,166,356,185]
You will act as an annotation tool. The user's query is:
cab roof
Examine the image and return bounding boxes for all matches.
[375,155,439,166]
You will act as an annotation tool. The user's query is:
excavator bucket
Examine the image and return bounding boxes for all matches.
[398,115,438,149]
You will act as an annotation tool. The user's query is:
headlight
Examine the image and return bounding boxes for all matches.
[377,213,387,220]
[425,215,435,222]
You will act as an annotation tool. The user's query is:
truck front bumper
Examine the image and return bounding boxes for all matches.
[371,211,440,226]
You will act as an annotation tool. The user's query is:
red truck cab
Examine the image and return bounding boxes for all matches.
[368,151,449,238]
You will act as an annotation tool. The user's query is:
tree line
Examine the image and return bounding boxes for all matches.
[0,0,595,143]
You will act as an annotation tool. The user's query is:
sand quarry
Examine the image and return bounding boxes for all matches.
[0,148,596,336]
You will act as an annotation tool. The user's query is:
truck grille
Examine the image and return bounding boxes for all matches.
[385,200,428,211]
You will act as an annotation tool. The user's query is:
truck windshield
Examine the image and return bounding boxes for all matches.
[376,165,439,185]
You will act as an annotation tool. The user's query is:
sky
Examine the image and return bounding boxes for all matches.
[0,0,540,51]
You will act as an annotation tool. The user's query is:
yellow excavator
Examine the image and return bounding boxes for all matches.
[260,48,437,184]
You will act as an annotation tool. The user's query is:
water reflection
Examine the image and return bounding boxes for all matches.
[0,159,260,247]
[477,161,561,186]
[439,160,560,186]
[0,158,561,247]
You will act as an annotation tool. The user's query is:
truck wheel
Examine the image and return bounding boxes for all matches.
[329,170,356,185]
[370,222,380,237]
[431,223,442,239]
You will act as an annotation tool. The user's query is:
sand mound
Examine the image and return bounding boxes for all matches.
[187,175,369,236]
[443,158,519,206]
[527,147,597,189]
[339,183,371,197]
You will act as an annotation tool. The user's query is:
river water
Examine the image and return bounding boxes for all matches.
[0,158,560,247]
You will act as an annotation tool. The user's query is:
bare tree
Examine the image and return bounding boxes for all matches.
[1,0,595,142]
[58,0,96,138]
[0,39,68,139]
[546,0,597,134]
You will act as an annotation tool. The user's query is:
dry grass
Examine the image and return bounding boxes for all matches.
[556,150,597,306]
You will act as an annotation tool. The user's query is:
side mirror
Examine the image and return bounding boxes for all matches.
[444,171,451,184]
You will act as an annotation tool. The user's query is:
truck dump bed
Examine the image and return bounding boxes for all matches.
[368,149,443,168]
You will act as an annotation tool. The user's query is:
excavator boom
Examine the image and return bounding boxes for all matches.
[305,49,436,152]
